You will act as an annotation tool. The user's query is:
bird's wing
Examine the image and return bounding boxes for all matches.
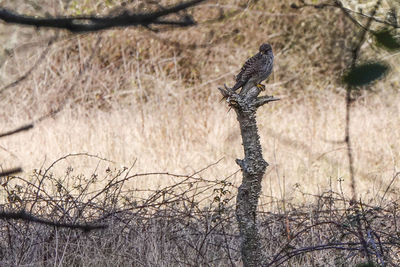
[235,52,263,83]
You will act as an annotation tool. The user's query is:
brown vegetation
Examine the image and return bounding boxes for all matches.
[0,0,400,265]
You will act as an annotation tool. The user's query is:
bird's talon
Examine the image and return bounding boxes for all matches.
[257,84,266,91]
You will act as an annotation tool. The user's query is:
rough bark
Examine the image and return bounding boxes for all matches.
[218,83,279,266]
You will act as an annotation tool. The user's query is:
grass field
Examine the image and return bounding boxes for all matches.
[0,0,400,265]
[2,89,400,203]
[0,0,398,206]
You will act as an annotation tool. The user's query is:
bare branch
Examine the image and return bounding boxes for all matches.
[268,242,363,266]
[0,167,22,177]
[0,123,33,138]
[255,95,280,107]
[0,210,107,231]
[0,0,205,32]
[0,34,58,94]
[291,0,400,30]
[218,84,234,100]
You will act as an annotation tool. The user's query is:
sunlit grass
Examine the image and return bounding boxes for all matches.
[0,0,399,204]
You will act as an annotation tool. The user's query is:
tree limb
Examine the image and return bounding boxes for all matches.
[0,123,33,138]
[0,168,22,177]
[255,95,280,107]
[0,0,205,32]
[0,210,107,231]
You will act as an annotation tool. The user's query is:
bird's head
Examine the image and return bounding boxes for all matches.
[259,43,272,54]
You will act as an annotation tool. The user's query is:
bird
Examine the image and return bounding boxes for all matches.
[230,43,274,93]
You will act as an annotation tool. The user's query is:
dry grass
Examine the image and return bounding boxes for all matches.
[1,158,399,266]
[0,0,400,265]
[0,0,399,201]
[1,89,400,203]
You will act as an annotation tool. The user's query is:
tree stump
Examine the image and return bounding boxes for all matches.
[218,83,279,267]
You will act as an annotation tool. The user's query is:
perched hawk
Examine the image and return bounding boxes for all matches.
[231,43,274,92]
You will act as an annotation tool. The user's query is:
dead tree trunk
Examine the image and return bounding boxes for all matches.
[219,83,279,267]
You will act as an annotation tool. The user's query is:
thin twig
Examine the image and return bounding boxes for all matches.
[268,242,363,266]
[0,34,58,94]
[380,172,400,205]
